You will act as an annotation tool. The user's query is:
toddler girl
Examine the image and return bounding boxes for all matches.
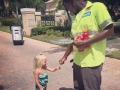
[33,54,60,90]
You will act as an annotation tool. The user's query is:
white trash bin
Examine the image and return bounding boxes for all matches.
[10,25,24,45]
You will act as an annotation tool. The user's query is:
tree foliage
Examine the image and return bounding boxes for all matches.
[44,0,120,21]
[90,0,120,21]
[0,0,120,21]
[0,0,45,17]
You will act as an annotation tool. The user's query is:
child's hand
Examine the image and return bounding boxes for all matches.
[56,67,61,70]
[39,88,44,90]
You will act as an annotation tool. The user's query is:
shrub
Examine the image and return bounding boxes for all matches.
[31,26,51,36]
[1,18,18,26]
[55,30,63,37]
[31,27,39,36]
[31,26,71,37]
[46,29,54,36]
[63,30,71,37]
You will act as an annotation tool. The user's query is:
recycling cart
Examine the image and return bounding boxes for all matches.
[10,25,24,45]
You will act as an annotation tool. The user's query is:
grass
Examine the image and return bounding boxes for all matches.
[0,26,10,33]
[0,25,120,59]
[29,35,65,43]
[106,50,120,59]
[0,25,67,45]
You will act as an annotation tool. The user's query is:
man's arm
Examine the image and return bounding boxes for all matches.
[63,43,73,58]
[73,2,114,48]
[85,24,114,45]
[59,43,73,65]
[73,24,114,48]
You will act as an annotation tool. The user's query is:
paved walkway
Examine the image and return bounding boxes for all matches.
[0,31,120,90]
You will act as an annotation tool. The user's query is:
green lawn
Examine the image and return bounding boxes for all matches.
[30,35,65,43]
[0,26,120,59]
[0,26,10,33]
[106,50,120,59]
[0,26,67,44]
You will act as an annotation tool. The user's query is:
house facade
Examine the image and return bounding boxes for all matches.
[45,0,59,15]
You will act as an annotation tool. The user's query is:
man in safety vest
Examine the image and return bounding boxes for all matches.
[59,0,114,90]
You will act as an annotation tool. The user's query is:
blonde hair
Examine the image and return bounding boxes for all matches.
[33,54,47,71]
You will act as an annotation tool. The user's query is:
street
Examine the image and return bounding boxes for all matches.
[0,31,120,90]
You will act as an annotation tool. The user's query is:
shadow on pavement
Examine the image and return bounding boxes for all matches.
[0,85,4,90]
[43,47,67,54]
[13,40,24,45]
[59,87,75,90]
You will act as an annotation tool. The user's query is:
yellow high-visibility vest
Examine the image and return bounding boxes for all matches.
[71,1,113,67]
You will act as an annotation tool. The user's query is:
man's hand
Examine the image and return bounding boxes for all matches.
[59,57,67,65]
[73,39,86,48]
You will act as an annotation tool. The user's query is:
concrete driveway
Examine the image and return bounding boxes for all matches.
[0,31,120,90]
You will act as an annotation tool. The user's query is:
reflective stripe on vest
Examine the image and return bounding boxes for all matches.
[72,31,99,38]
[100,18,112,29]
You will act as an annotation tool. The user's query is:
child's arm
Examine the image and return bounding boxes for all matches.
[34,69,44,90]
[47,66,60,72]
